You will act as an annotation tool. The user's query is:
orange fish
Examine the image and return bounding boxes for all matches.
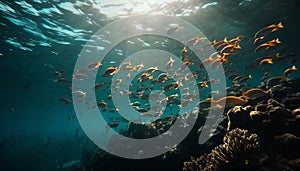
[234,74,252,83]
[186,35,206,46]
[283,65,297,76]
[167,24,183,35]
[133,63,144,71]
[213,38,229,49]
[255,38,281,52]
[220,44,241,53]
[200,96,246,109]
[229,35,244,44]
[243,88,268,99]
[259,58,273,65]
[166,56,175,68]
[214,96,246,108]
[254,22,284,38]
[254,36,264,44]
[181,46,188,54]
[266,75,287,88]
[88,61,102,69]
[198,81,209,88]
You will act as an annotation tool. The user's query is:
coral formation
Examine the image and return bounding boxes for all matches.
[183,128,260,171]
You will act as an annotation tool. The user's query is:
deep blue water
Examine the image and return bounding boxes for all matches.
[0,0,300,170]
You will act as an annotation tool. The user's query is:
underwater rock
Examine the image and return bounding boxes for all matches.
[268,83,291,95]
[282,97,300,111]
[266,107,292,134]
[249,110,264,121]
[227,106,252,131]
[272,133,300,159]
[289,158,300,171]
[255,104,267,112]
[266,98,284,109]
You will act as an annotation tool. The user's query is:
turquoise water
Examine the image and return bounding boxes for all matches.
[0,0,299,170]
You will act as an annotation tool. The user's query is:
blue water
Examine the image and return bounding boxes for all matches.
[0,0,299,170]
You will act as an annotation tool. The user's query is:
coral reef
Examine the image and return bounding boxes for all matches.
[183,78,300,171]
[183,128,260,171]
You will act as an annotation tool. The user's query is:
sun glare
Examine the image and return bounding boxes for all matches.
[94,0,191,18]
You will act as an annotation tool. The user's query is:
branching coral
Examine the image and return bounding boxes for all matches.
[183,128,260,171]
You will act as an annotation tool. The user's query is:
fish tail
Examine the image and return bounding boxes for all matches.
[254,28,264,38]
[254,46,261,52]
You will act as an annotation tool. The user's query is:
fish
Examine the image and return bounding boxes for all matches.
[54,77,68,83]
[199,96,246,109]
[228,73,239,80]
[60,97,71,104]
[233,74,251,83]
[261,71,271,82]
[97,100,108,110]
[220,43,241,53]
[130,101,141,107]
[198,81,209,88]
[164,81,181,91]
[167,24,183,35]
[107,121,119,128]
[88,61,102,69]
[213,38,229,50]
[239,74,252,83]
[158,73,169,82]
[255,38,281,52]
[146,66,158,73]
[133,63,144,71]
[259,58,273,65]
[254,36,264,44]
[211,56,227,68]
[266,75,287,88]
[267,64,297,88]
[214,96,246,108]
[72,72,87,80]
[166,56,175,68]
[266,65,298,88]
[228,35,244,44]
[119,61,133,71]
[182,46,188,53]
[180,60,193,70]
[72,90,86,101]
[242,88,268,99]
[283,65,297,76]
[103,66,118,77]
[186,35,206,46]
[138,72,153,82]
[254,22,284,38]
[94,82,105,90]
[58,160,81,169]
[54,71,63,76]
[180,98,192,108]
